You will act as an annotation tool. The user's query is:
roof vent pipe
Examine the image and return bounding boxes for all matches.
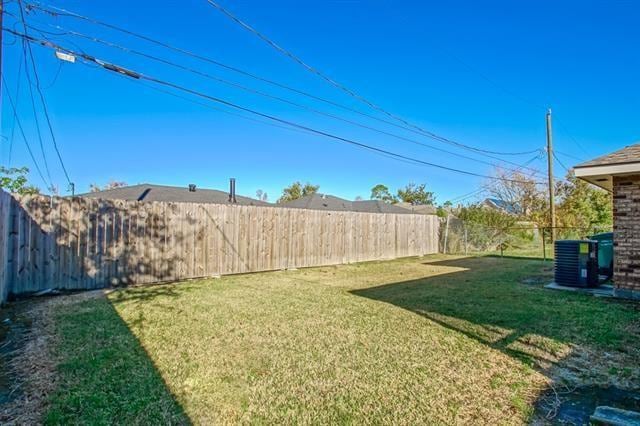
[229,178,237,203]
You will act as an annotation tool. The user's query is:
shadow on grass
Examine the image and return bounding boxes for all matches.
[353,256,635,365]
[350,256,639,421]
[42,256,638,424]
[44,294,190,425]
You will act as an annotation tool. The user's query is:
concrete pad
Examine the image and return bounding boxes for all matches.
[545,282,615,298]
[591,406,640,425]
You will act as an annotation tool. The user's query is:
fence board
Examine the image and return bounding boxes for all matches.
[0,192,11,301]
[0,191,439,302]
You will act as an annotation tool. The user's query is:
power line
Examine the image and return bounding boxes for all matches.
[20,37,54,186]
[41,59,63,89]
[553,151,571,174]
[431,46,594,186]
[409,30,596,164]
[134,75,547,183]
[445,55,593,162]
[10,29,546,185]
[22,2,427,133]
[438,56,595,169]
[120,74,321,137]
[554,116,592,158]
[17,0,72,188]
[2,75,51,187]
[25,21,543,176]
[445,52,549,113]
[10,8,546,175]
[448,187,488,204]
[122,78,434,169]
[447,153,542,204]
[6,44,24,167]
[447,50,594,162]
[203,0,542,157]
[554,150,585,162]
[25,0,542,159]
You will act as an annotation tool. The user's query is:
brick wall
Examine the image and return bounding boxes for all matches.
[612,174,640,299]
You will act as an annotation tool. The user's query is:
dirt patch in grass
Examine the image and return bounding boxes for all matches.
[0,291,103,424]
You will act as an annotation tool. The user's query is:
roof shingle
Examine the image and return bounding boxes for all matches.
[394,202,438,215]
[280,193,420,214]
[574,143,640,168]
[79,183,270,206]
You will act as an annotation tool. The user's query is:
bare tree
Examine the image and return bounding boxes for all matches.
[486,168,545,218]
[255,189,268,202]
[89,181,128,193]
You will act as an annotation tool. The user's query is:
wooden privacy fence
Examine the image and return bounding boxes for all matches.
[0,191,439,302]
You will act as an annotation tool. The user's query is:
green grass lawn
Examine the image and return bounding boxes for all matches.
[43,255,639,425]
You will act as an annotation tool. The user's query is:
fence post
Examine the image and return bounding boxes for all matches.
[0,191,13,304]
[463,224,468,256]
[0,196,441,296]
[443,214,450,254]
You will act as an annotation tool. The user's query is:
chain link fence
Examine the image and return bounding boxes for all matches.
[439,215,612,259]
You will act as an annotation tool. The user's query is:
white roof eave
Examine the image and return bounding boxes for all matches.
[574,162,640,178]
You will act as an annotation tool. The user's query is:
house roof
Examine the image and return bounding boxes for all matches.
[574,143,640,168]
[483,198,521,215]
[79,183,270,206]
[279,193,413,214]
[352,200,415,214]
[574,143,640,192]
[283,193,351,211]
[394,202,438,215]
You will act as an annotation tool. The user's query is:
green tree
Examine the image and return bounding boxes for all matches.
[0,166,39,195]
[277,181,319,203]
[436,201,453,218]
[370,184,396,203]
[556,173,612,232]
[458,204,518,229]
[396,183,435,205]
[457,203,519,251]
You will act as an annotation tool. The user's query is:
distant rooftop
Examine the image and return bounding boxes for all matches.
[79,183,270,206]
[483,198,521,215]
[280,193,415,214]
[394,202,437,215]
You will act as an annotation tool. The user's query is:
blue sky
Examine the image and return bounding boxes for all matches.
[1,0,638,203]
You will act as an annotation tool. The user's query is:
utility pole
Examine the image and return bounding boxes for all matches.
[546,109,556,243]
